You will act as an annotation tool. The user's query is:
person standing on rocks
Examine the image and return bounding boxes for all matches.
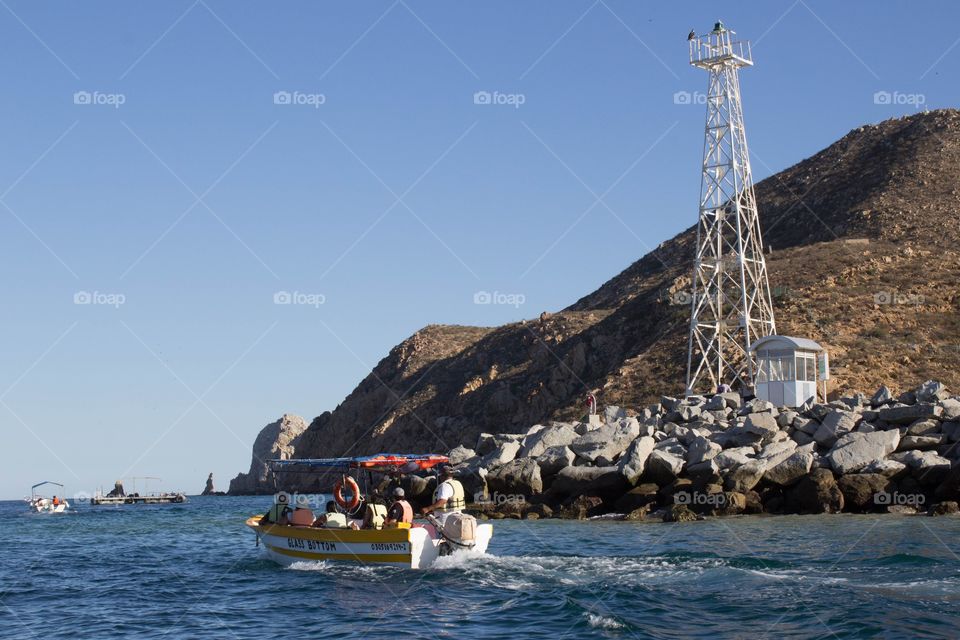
[421,464,465,525]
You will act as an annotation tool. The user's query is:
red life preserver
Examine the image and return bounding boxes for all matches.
[334,476,360,510]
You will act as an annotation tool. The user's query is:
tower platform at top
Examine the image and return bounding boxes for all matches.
[689,21,753,69]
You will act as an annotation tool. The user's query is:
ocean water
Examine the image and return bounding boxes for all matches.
[1,496,958,639]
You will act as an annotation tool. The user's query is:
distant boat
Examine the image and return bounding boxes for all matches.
[91,476,187,506]
[26,481,70,513]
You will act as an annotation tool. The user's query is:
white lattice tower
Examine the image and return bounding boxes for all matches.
[684,21,776,395]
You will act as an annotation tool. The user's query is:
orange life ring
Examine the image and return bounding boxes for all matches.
[334,476,360,510]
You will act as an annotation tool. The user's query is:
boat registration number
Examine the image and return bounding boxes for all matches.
[287,538,337,552]
[370,543,408,552]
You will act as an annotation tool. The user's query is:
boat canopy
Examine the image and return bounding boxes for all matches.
[269,453,449,473]
[31,481,64,492]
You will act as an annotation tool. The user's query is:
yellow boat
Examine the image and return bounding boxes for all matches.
[247,454,493,569]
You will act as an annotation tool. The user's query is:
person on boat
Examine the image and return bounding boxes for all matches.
[261,492,291,525]
[52,496,60,507]
[385,487,413,526]
[421,464,465,524]
[288,494,315,526]
[313,501,349,529]
[361,500,388,530]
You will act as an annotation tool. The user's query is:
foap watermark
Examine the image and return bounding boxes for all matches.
[74,291,125,308]
[473,290,525,308]
[674,491,726,507]
[874,290,925,306]
[873,90,926,107]
[473,492,526,506]
[274,291,326,307]
[473,90,525,109]
[73,91,126,109]
[673,90,707,105]
[273,91,326,108]
[874,491,926,507]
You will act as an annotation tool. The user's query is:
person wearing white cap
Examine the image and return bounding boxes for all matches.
[385,486,413,526]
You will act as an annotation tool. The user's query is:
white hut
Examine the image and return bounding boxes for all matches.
[749,336,824,407]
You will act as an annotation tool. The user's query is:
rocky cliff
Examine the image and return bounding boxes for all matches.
[286,110,960,465]
[229,414,307,494]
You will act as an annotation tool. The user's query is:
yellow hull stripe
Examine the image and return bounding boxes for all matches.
[247,517,412,543]
[268,545,412,564]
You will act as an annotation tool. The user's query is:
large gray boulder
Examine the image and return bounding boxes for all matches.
[915,380,949,403]
[452,457,488,501]
[645,450,685,485]
[724,459,768,493]
[813,410,859,447]
[861,458,908,479]
[475,432,523,456]
[757,440,798,467]
[482,440,521,467]
[826,430,900,475]
[448,445,476,466]
[687,435,722,466]
[764,449,815,487]
[486,458,542,496]
[714,447,755,470]
[785,468,844,514]
[537,445,576,476]
[878,403,943,425]
[570,419,640,465]
[893,450,952,485]
[519,423,579,458]
[548,466,624,501]
[744,413,779,437]
[618,436,656,485]
[941,399,960,421]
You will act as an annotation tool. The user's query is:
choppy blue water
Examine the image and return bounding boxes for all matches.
[1,496,958,639]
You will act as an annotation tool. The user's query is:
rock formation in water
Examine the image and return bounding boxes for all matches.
[228,414,308,494]
[201,473,215,496]
[288,109,960,462]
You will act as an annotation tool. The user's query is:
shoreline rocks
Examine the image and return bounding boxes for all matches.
[456,380,960,522]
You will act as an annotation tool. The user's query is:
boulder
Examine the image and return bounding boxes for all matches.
[878,403,943,425]
[813,410,859,447]
[793,417,819,435]
[929,501,960,516]
[785,468,844,514]
[744,413,779,437]
[486,458,542,496]
[757,440,798,467]
[897,435,944,451]
[837,474,894,512]
[604,406,626,423]
[448,445,476,466]
[906,419,941,436]
[519,423,579,458]
[687,436,722,465]
[685,459,721,483]
[895,450,952,485]
[613,483,660,513]
[861,459,908,479]
[826,430,900,475]
[663,504,698,522]
[943,422,960,443]
[941,399,960,421]
[558,495,604,520]
[483,440,521,466]
[724,459,768,493]
[764,449,815,487]
[537,445,576,476]
[452,458,488,501]
[934,464,960,501]
[915,380,949,403]
[645,450,685,485]
[475,432,523,456]
[548,466,613,500]
[870,385,893,407]
[617,436,656,485]
[570,420,640,465]
[714,447,755,470]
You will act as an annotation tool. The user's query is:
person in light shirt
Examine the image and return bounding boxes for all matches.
[421,464,465,526]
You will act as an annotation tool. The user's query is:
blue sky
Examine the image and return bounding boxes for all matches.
[0,1,955,499]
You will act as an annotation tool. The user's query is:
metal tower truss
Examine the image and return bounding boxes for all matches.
[685,22,776,395]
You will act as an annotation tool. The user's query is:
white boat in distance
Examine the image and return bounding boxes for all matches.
[26,481,70,513]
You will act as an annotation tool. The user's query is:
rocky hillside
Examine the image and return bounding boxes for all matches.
[254,110,960,485]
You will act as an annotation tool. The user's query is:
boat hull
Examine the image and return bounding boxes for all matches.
[245,516,492,569]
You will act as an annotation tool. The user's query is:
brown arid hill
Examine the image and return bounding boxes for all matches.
[293,109,960,466]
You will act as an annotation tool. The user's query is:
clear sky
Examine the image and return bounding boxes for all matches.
[1,1,956,499]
